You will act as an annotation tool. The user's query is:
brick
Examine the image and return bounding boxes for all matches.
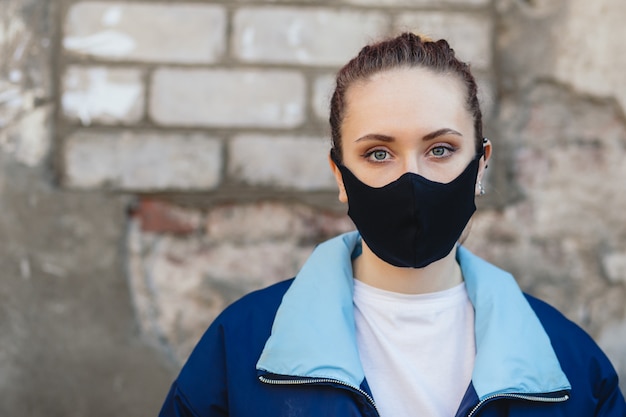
[64,130,223,191]
[312,73,335,121]
[150,68,305,128]
[345,0,488,6]
[233,7,388,66]
[64,2,226,63]
[394,12,493,70]
[131,199,203,235]
[228,135,335,190]
[62,66,144,125]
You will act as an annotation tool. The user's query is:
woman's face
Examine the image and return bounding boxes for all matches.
[331,67,490,202]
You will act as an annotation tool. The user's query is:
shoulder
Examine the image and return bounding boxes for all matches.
[523,293,599,353]
[169,279,295,414]
[524,293,624,408]
[192,278,295,355]
[180,278,294,365]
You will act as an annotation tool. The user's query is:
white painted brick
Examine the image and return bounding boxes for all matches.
[64,131,222,191]
[228,135,335,190]
[394,12,493,70]
[62,66,144,125]
[64,2,226,63]
[233,8,388,66]
[345,0,488,6]
[150,68,305,128]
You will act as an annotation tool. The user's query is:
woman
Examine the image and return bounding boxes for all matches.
[159,33,625,416]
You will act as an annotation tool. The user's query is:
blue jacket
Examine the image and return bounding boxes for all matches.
[159,232,626,416]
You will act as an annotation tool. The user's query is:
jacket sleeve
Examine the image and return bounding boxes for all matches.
[524,294,626,416]
[159,381,227,417]
[158,321,230,417]
[593,368,626,416]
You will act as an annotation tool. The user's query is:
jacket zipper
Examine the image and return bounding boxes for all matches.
[467,392,570,416]
[259,375,380,416]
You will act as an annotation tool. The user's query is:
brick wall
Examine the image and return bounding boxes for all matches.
[58,0,498,365]
[3,0,625,415]
[60,1,493,193]
[55,0,626,383]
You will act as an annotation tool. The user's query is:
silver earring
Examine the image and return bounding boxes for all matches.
[478,182,485,195]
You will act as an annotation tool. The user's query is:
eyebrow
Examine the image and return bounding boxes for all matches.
[354,133,394,143]
[423,128,463,141]
[354,128,463,143]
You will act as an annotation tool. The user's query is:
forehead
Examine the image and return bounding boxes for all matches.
[342,67,470,134]
[347,66,466,110]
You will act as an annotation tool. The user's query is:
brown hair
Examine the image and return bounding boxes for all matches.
[329,32,483,162]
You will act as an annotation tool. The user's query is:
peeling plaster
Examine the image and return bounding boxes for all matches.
[554,0,626,113]
[0,106,51,167]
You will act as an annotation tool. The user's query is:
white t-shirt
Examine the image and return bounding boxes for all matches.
[353,280,476,417]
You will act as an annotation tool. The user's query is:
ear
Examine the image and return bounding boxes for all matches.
[476,139,492,196]
[328,153,348,203]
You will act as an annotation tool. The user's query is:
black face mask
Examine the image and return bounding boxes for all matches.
[332,151,483,268]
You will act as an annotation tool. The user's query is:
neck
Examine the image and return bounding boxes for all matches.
[352,241,463,294]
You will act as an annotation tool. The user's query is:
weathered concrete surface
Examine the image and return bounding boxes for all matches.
[0,0,52,168]
[480,0,626,386]
[496,0,626,115]
[466,81,626,334]
[1,1,173,415]
[553,0,626,114]
[0,158,174,416]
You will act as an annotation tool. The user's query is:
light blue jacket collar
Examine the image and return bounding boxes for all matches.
[256,231,571,399]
